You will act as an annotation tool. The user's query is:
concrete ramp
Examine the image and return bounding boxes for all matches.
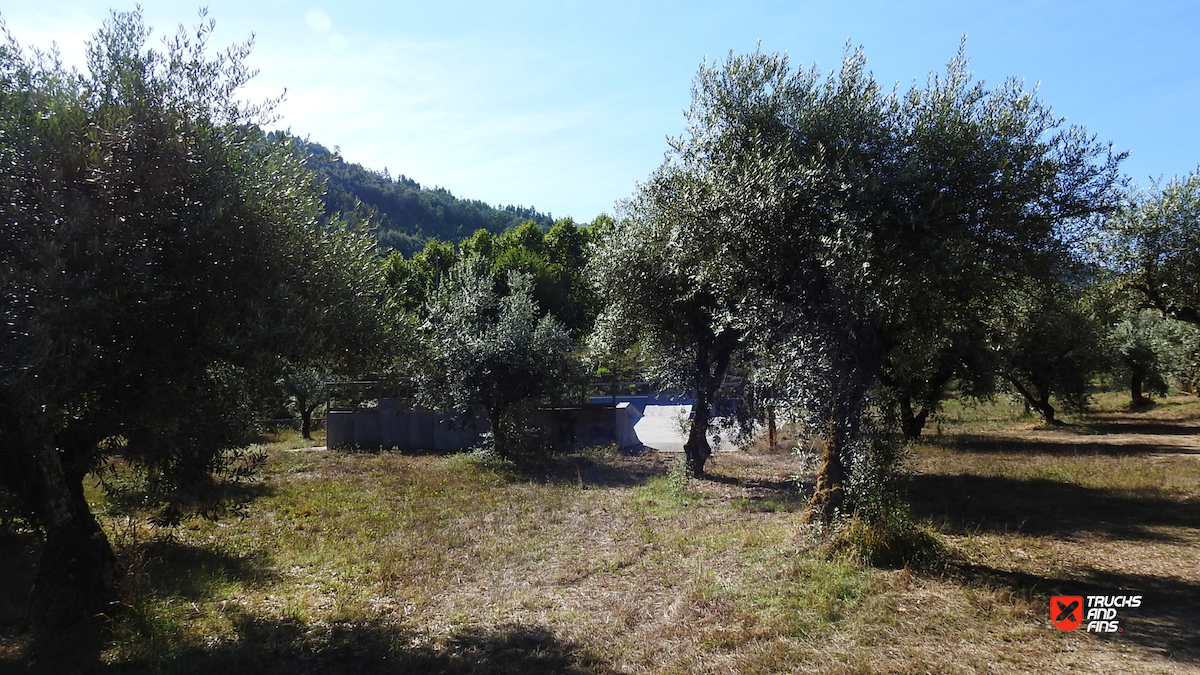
[634,404,692,452]
[617,401,643,421]
[641,403,693,417]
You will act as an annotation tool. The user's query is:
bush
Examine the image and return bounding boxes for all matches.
[823,509,948,570]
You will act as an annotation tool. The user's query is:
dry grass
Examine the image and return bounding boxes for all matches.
[3,395,1200,674]
[901,393,1200,673]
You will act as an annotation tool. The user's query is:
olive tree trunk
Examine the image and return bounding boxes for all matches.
[27,440,118,632]
[1130,370,1147,406]
[683,336,735,477]
[1005,375,1059,425]
[802,323,880,525]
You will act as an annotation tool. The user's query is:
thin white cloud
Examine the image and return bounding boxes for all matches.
[246,27,635,217]
[305,9,332,35]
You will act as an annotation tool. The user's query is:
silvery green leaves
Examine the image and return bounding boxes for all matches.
[422,262,576,459]
[593,42,1122,513]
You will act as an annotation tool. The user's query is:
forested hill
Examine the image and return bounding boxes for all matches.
[304,141,555,255]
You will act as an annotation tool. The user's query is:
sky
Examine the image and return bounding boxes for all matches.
[3,1,1198,223]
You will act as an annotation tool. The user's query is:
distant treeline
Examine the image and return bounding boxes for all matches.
[302,140,555,254]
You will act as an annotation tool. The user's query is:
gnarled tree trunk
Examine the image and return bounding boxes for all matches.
[27,440,118,632]
[1130,369,1147,406]
[1005,375,1059,425]
[683,333,735,477]
[684,391,714,477]
[299,398,319,440]
[804,434,847,525]
[898,396,930,441]
[802,322,880,525]
[803,387,867,525]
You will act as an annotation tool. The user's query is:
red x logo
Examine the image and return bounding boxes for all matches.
[1051,596,1084,631]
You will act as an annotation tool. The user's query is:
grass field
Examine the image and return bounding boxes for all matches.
[2,392,1198,673]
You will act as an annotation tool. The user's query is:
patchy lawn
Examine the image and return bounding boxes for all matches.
[2,393,1199,673]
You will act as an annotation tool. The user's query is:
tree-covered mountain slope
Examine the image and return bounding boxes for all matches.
[303,141,555,254]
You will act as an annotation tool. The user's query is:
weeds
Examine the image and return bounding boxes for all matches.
[823,510,949,570]
[445,444,519,477]
[665,454,691,495]
[3,395,1199,674]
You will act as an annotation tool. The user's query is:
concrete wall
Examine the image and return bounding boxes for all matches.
[327,400,642,453]
[327,399,487,451]
[539,404,643,453]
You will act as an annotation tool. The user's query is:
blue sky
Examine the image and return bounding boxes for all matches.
[4,1,1198,222]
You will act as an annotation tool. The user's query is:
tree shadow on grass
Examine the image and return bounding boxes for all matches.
[128,537,278,600]
[908,473,1200,541]
[4,616,621,675]
[924,433,1200,456]
[926,409,1200,456]
[0,533,280,668]
[952,562,1200,666]
[1082,419,1200,437]
[521,451,667,489]
[700,472,810,512]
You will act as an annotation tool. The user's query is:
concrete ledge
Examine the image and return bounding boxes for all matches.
[539,404,643,453]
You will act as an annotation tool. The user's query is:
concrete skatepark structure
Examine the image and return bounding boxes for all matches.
[326,398,489,451]
[326,392,699,453]
[587,393,707,453]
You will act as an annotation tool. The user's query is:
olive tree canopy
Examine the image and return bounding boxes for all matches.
[1103,169,1200,326]
[0,10,388,630]
[591,43,1123,520]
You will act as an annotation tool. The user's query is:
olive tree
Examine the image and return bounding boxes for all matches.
[1103,170,1200,326]
[0,10,388,630]
[993,281,1108,424]
[588,210,744,476]
[1106,309,1199,405]
[594,43,1123,522]
[419,260,577,458]
[279,364,334,440]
